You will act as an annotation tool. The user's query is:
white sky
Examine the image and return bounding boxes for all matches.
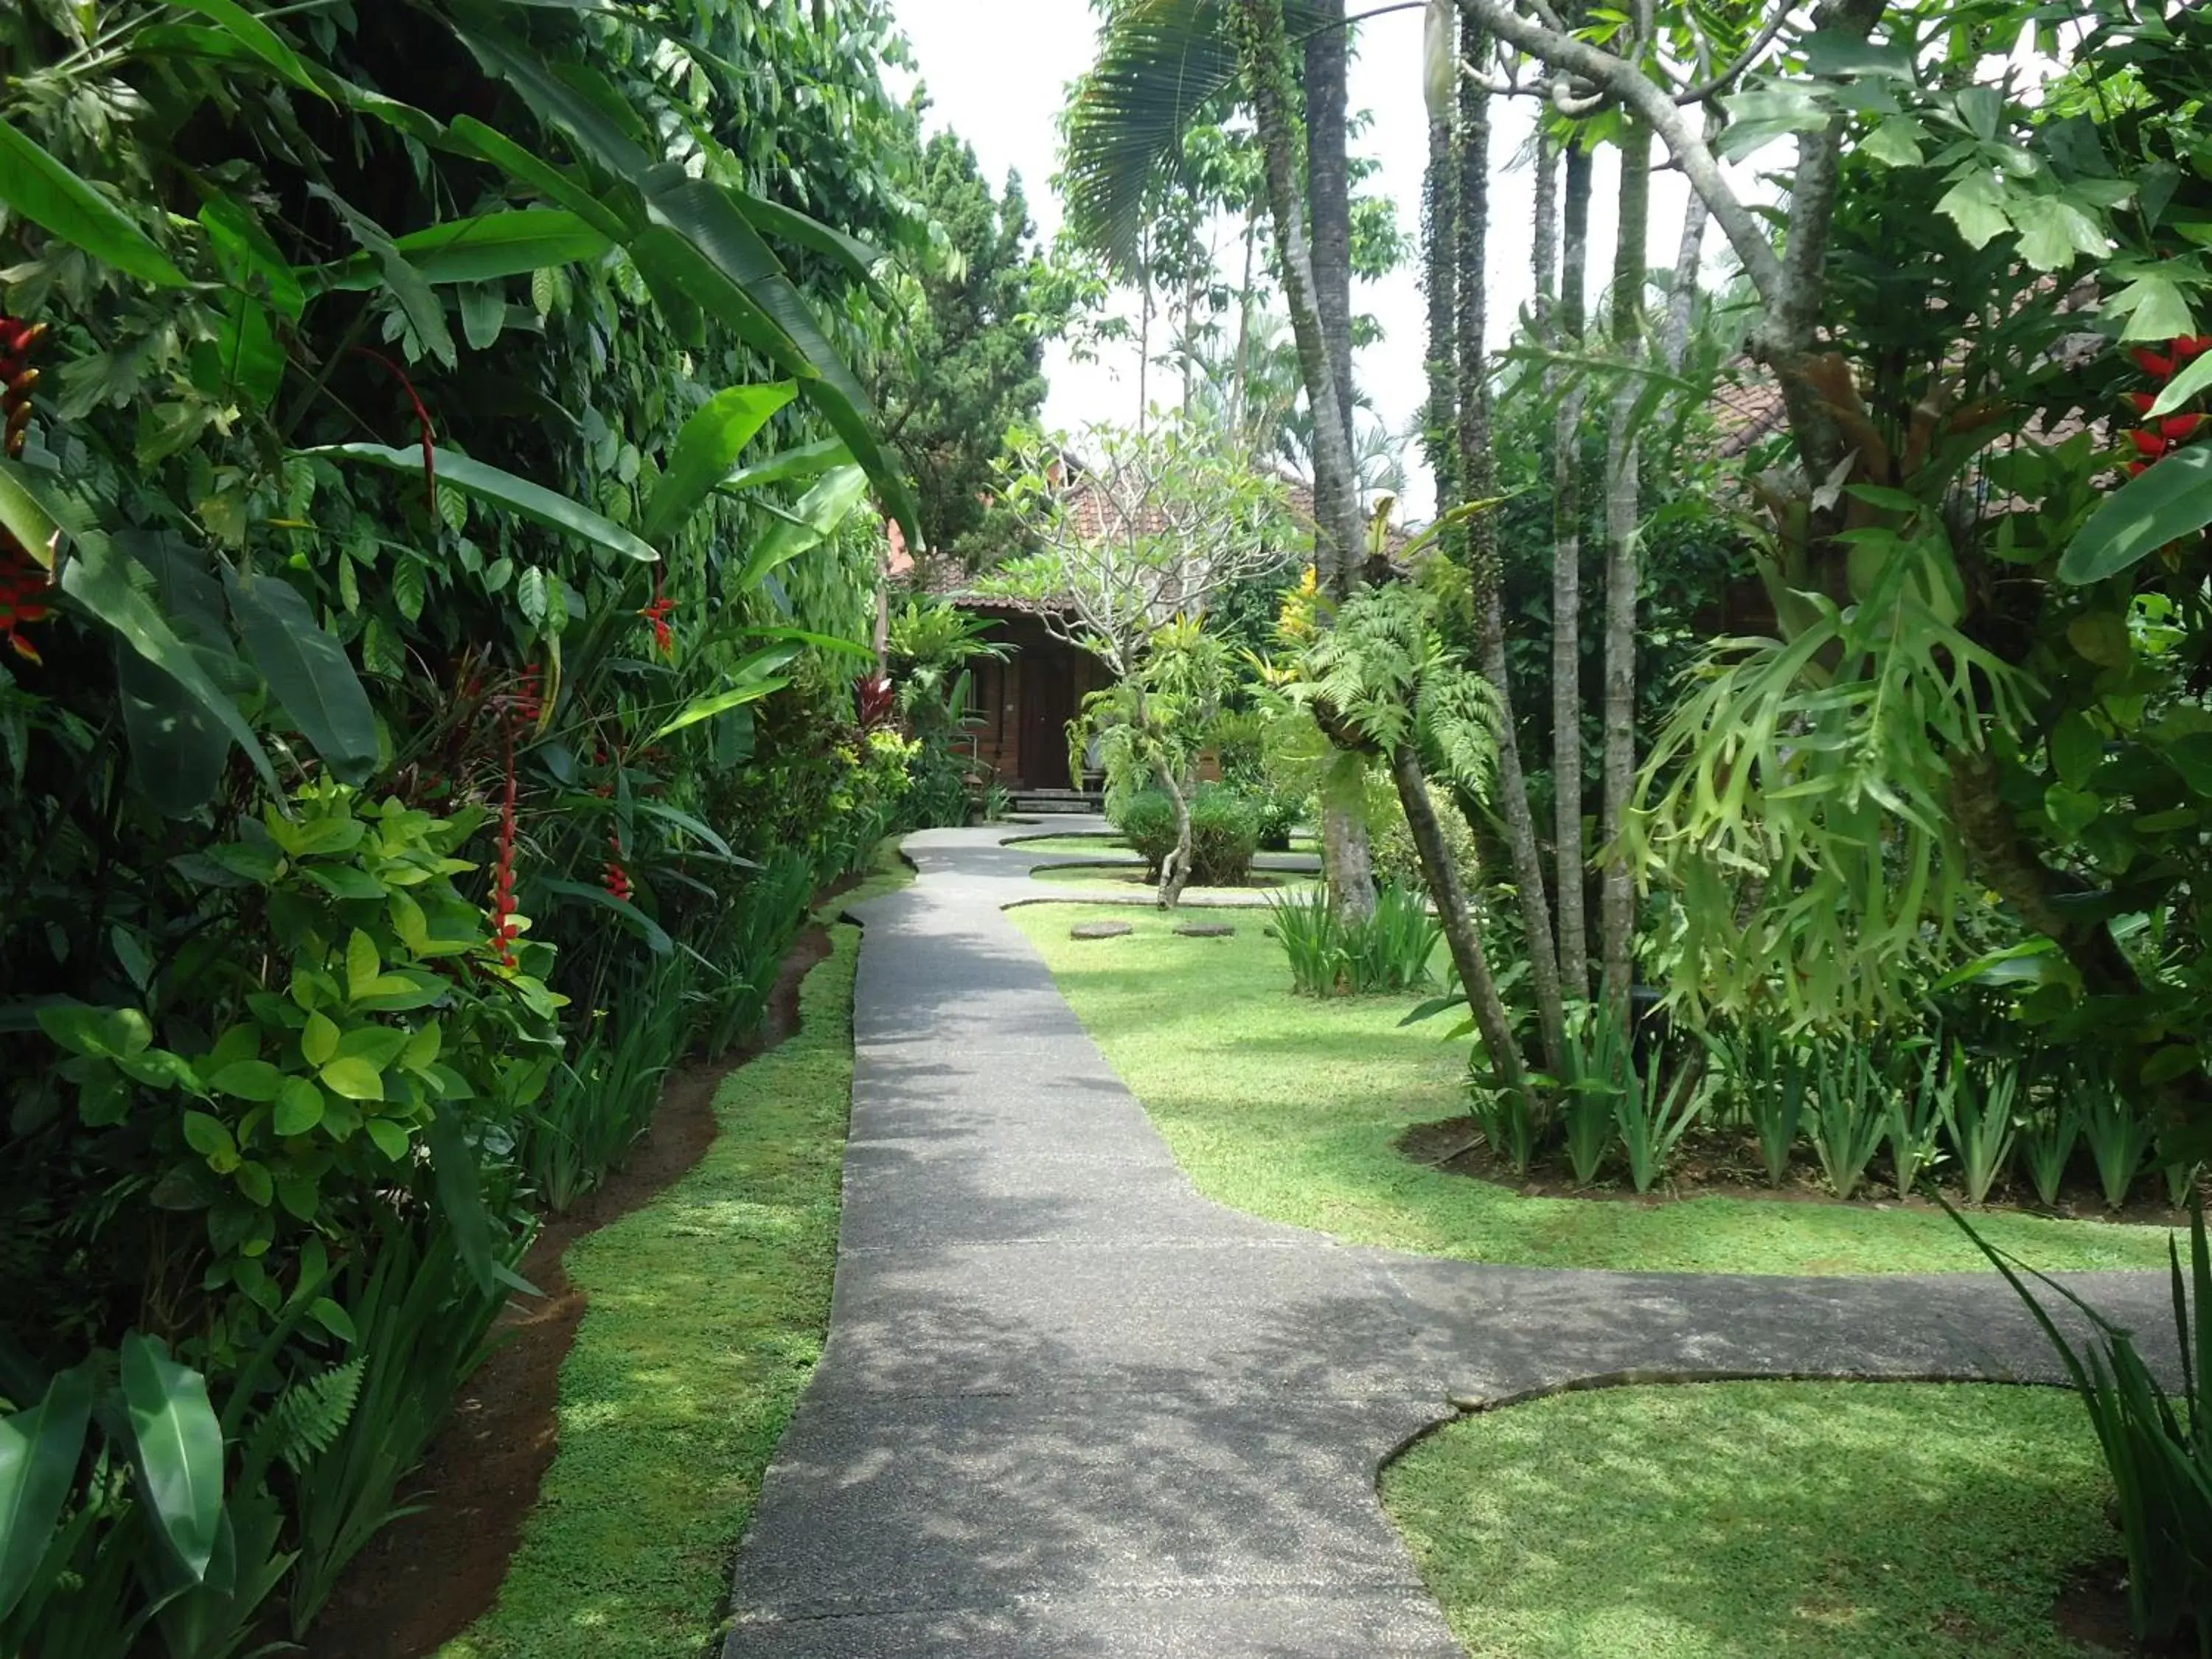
[888,0,1703,521]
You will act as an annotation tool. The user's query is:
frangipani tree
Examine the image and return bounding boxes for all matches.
[982,411,1295,900]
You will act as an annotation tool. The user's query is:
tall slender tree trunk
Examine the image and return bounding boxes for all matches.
[1421,101,1457,543]
[1136,223,1152,428]
[1304,0,1356,449]
[1391,742,1526,1098]
[1234,0,1373,920]
[1232,206,1259,451]
[1551,137,1593,1004]
[1457,14,1565,1076]
[1599,119,1651,1016]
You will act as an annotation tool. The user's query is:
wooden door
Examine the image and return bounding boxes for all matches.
[1018,651,1076,790]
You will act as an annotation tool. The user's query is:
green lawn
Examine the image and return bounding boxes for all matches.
[1006,905,2172,1274]
[1383,1382,2111,1659]
[1025,861,1310,893]
[444,852,906,1659]
[1004,832,1136,856]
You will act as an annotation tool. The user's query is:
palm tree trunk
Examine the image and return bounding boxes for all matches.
[1390,741,1526,1098]
[1421,105,1457,544]
[1235,0,1373,922]
[1599,117,1651,1016]
[1304,0,1356,447]
[1457,15,1566,1077]
[1232,205,1259,451]
[1551,137,1593,1004]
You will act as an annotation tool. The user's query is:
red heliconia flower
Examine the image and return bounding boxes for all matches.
[602,860,633,903]
[639,567,675,657]
[0,535,51,664]
[2174,335,2212,362]
[2160,412,2205,444]
[2126,460,2150,478]
[2124,391,2158,416]
[0,315,48,459]
[2132,347,2178,382]
[489,729,522,967]
[2129,428,2171,459]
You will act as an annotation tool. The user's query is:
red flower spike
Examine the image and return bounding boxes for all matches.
[2159,413,2205,444]
[2126,460,2150,478]
[2125,391,2158,416]
[639,567,675,658]
[2129,429,2169,459]
[2174,335,2212,361]
[2132,348,2177,381]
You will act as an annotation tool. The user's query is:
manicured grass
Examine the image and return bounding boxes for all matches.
[444,853,907,1659]
[1006,905,2172,1274]
[1005,832,1135,856]
[1026,861,1309,892]
[1383,1382,2111,1659]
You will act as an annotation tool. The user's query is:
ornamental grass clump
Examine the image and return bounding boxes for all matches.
[1962,1200,2212,1656]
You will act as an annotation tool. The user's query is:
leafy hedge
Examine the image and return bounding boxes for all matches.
[0,0,928,1649]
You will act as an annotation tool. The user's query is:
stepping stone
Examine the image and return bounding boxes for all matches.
[1175,922,1235,938]
[1068,920,1133,940]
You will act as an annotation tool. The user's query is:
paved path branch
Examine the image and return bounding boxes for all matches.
[723,823,2174,1658]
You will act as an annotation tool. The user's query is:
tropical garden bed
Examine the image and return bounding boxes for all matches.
[1007,905,2174,1276]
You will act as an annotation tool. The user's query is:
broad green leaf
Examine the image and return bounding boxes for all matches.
[345,930,379,1001]
[1857,115,1925,168]
[2105,274,2198,344]
[0,461,63,571]
[363,1118,408,1161]
[61,538,278,791]
[182,1112,237,1162]
[736,465,871,591]
[445,118,633,243]
[720,437,851,495]
[425,1109,498,1295]
[0,118,189,288]
[209,1060,284,1103]
[274,1077,324,1136]
[119,1333,223,1581]
[301,1012,339,1066]
[730,188,886,292]
[304,443,660,562]
[38,1002,152,1060]
[222,567,381,784]
[334,1025,407,1069]
[166,0,319,92]
[0,1366,93,1624]
[650,644,799,740]
[641,382,796,544]
[310,210,613,291]
[319,1057,383,1102]
[538,877,673,954]
[2008,193,2109,272]
[2058,446,2212,584]
[2149,347,2212,419]
[516,565,549,625]
[309,1298,356,1343]
[448,21,653,179]
[459,285,504,350]
[1935,170,2011,250]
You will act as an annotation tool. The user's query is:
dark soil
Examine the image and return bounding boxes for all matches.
[302,919,838,1659]
[2053,1557,2200,1655]
[1396,1117,2199,1229]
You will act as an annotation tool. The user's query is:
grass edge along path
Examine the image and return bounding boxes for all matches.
[1007,904,2172,1275]
[442,854,905,1659]
[1382,1381,2112,1659]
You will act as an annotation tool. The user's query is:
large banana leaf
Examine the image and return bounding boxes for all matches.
[650,644,800,741]
[309,209,612,291]
[0,118,189,288]
[305,442,660,563]
[445,116,633,243]
[166,0,320,93]
[0,1366,92,1623]
[120,1334,224,1583]
[720,437,851,495]
[639,382,796,545]
[734,464,871,592]
[447,15,922,549]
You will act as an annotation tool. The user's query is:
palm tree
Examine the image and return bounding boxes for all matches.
[1062,0,1375,915]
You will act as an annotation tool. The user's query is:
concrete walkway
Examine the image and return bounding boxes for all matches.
[723,824,2176,1658]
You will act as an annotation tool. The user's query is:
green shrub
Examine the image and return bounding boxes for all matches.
[1368,774,1481,896]
[1114,786,1259,886]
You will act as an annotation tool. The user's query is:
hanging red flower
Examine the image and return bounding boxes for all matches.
[0,536,51,664]
[639,567,675,657]
[0,316,48,459]
[2132,347,2177,382]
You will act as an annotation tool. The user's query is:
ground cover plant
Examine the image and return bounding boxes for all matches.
[1008,905,2172,1275]
[1383,1382,2115,1659]
[443,867,894,1659]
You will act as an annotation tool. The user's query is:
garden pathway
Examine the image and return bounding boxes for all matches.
[722,821,2178,1659]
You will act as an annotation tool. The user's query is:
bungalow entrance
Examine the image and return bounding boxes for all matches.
[954,603,1112,795]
